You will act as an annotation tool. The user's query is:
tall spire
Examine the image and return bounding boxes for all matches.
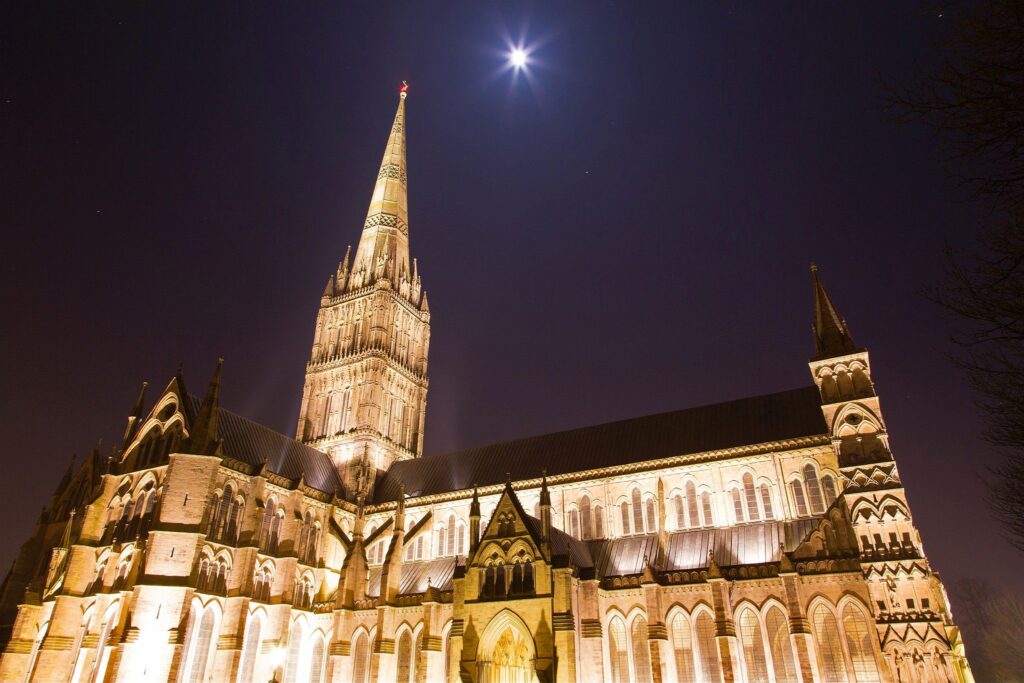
[811,263,858,359]
[349,85,411,290]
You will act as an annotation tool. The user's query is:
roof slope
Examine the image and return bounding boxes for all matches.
[376,386,826,501]
[186,395,340,495]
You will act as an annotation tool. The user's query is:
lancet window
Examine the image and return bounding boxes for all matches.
[179,602,219,683]
[297,511,321,565]
[236,613,262,683]
[209,483,244,544]
[259,497,283,554]
[479,551,535,599]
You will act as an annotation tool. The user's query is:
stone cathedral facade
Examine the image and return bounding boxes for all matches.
[0,90,974,683]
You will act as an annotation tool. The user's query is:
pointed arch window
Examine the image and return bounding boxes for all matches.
[670,612,696,683]
[594,504,605,538]
[309,635,326,683]
[790,480,809,517]
[673,495,686,530]
[237,614,262,683]
[694,611,721,682]
[645,498,657,533]
[631,489,644,534]
[760,484,775,520]
[259,498,282,554]
[686,482,700,527]
[822,475,839,507]
[738,609,768,682]
[804,464,825,514]
[812,605,848,683]
[700,492,714,526]
[843,604,881,682]
[352,632,370,683]
[569,509,580,539]
[620,502,631,535]
[766,606,798,683]
[396,630,413,683]
[283,620,305,683]
[446,513,456,556]
[455,522,466,556]
[437,524,447,558]
[731,488,745,523]
[609,619,629,683]
[580,495,592,540]
[180,605,217,683]
[630,616,653,683]
[743,473,761,522]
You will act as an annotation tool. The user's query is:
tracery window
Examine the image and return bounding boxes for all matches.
[694,611,722,682]
[731,488,745,523]
[843,604,881,682]
[580,495,592,539]
[630,616,653,683]
[252,566,273,602]
[644,498,657,533]
[283,619,305,683]
[686,481,701,527]
[294,575,314,610]
[738,608,768,682]
[766,606,798,683]
[259,497,283,554]
[742,473,761,522]
[669,612,696,683]
[609,619,629,683]
[210,484,243,544]
[236,614,262,683]
[352,631,371,683]
[812,604,848,683]
[309,635,327,683]
[396,630,414,683]
[700,491,714,526]
[298,511,320,565]
[760,484,775,520]
[790,480,809,517]
[179,604,218,683]
[822,474,839,507]
[631,488,644,534]
[804,464,825,514]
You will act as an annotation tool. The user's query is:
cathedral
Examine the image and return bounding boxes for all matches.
[0,88,974,683]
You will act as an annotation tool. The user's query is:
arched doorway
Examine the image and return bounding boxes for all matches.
[477,610,538,683]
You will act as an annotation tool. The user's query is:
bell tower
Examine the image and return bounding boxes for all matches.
[296,84,430,488]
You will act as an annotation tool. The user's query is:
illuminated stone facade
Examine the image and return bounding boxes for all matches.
[0,91,973,683]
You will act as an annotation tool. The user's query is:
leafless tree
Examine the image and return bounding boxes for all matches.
[892,0,1024,551]
[952,578,1024,681]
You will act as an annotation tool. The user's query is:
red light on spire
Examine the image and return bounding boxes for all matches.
[399,80,409,94]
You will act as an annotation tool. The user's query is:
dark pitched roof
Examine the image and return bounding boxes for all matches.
[186,395,340,495]
[366,557,456,597]
[522,515,594,569]
[376,386,827,502]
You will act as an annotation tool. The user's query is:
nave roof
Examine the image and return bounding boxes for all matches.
[376,385,827,502]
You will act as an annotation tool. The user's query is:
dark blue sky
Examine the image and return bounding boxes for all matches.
[4,1,1020,600]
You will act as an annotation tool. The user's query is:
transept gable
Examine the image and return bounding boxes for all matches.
[472,482,544,567]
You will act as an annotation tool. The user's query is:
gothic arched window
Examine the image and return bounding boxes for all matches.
[620,502,631,535]
[760,484,774,520]
[631,616,653,683]
[743,473,760,522]
[670,612,696,683]
[237,614,262,683]
[843,604,881,682]
[822,475,839,507]
[766,606,798,683]
[580,495,592,540]
[594,504,605,538]
[738,608,768,682]
[694,611,721,682]
[631,489,644,534]
[804,464,825,514]
[812,605,847,683]
[790,480,809,517]
[644,498,657,533]
[352,631,370,683]
[609,618,629,683]
[701,491,714,526]
[731,488,745,523]
[686,481,700,527]
[396,630,413,683]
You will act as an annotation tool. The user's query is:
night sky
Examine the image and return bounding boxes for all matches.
[4,1,1020,605]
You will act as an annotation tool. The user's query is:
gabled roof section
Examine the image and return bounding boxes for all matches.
[185,395,340,495]
[376,386,827,501]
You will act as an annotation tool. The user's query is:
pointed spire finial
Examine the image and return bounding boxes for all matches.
[400,80,409,99]
[810,264,858,359]
[349,90,411,291]
[190,357,223,455]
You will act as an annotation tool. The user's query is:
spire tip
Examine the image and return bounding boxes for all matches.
[399,80,409,99]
